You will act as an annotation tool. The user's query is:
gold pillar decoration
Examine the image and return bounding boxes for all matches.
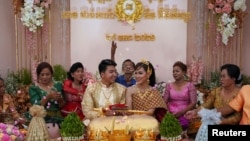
[13,0,23,71]
[240,27,243,68]
[15,14,19,71]
[49,7,52,64]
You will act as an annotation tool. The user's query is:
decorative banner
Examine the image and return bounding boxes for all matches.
[70,0,188,82]
[115,0,144,29]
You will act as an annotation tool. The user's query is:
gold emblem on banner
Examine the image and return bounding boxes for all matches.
[115,0,144,23]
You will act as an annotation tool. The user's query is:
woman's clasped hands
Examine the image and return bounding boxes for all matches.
[184,109,199,120]
[47,90,63,101]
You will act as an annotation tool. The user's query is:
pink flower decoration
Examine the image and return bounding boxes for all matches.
[207,0,246,45]
[34,0,40,4]
[215,7,222,13]
[187,56,203,85]
[222,3,232,14]
[2,134,11,141]
[208,3,214,10]
[227,0,234,3]
[47,0,53,4]
[31,60,39,84]
[84,71,97,85]
[216,0,223,4]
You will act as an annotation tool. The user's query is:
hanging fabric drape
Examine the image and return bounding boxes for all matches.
[12,0,70,83]
[187,0,245,82]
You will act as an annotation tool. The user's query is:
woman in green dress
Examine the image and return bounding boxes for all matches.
[29,62,65,139]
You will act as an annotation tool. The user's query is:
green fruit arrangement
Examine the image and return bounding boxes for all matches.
[60,112,85,138]
[160,112,182,139]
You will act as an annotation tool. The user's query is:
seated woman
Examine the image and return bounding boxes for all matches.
[61,62,86,120]
[163,61,197,130]
[185,64,242,125]
[29,62,65,139]
[126,59,167,117]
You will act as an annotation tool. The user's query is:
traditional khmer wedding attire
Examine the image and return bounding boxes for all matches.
[229,85,250,124]
[29,81,64,123]
[88,88,166,138]
[132,88,167,120]
[29,81,64,139]
[164,82,197,130]
[201,87,241,124]
[61,79,86,120]
[81,81,126,120]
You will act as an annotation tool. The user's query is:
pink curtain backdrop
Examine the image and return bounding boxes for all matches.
[11,0,250,82]
[187,0,249,82]
[14,0,70,83]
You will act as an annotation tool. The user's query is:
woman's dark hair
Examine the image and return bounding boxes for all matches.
[135,61,156,87]
[0,77,4,82]
[221,64,242,84]
[36,62,53,76]
[98,59,117,74]
[67,62,84,81]
[173,61,187,73]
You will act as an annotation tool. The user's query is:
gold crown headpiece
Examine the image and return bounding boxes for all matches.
[141,59,152,76]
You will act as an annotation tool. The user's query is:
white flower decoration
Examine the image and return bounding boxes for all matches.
[20,0,46,32]
[217,13,237,45]
[234,0,247,11]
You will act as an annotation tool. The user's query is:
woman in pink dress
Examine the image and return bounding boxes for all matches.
[163,61,197,130]
[61,62,86,120]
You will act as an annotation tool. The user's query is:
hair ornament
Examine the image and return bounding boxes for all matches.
[141,59,152,76]
[141,59,149,66]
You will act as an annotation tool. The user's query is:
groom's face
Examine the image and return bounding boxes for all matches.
[101,65,118,84]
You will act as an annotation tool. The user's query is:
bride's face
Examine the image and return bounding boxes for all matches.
[134,67,148,85]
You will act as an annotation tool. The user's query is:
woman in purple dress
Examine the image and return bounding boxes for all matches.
[163,61,197,130]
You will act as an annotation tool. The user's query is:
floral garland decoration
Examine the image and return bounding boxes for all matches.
[187,56,204,86]
[0,123,25,140]
[20,0,52,32]
[84,71,97,86]
[207,0,247,45]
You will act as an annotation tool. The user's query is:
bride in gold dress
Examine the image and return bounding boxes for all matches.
[126,59,167,119]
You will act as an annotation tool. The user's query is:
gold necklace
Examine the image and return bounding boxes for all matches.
[103,92,112,107]
[137,89,151,99]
